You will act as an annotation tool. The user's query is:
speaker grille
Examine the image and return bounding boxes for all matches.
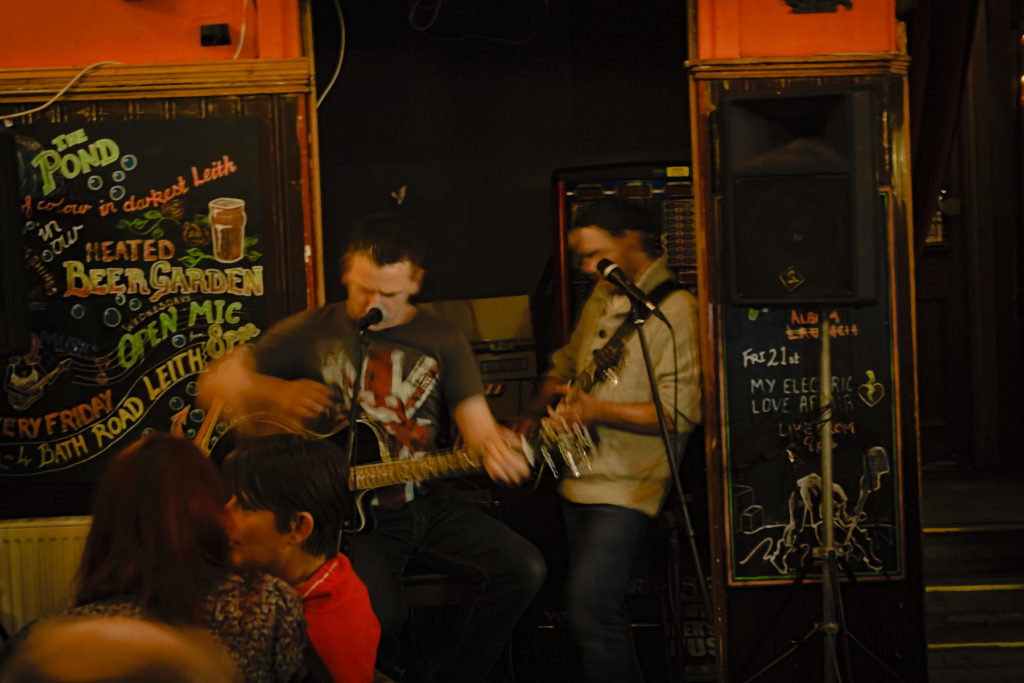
[731,174,852,302]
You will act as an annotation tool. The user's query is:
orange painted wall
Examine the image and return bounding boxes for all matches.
[698,0,897,60]
[0,0,301,68]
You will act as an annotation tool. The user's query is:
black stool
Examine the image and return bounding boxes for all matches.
[396,485,515,682]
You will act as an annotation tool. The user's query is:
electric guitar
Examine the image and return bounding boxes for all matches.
[533,313,632,478]
[533,280,683,475]
[208,413,541,533]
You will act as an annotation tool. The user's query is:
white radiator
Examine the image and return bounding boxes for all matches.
[0,516,92,635]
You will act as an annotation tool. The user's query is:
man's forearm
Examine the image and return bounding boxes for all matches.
[588,398,665,434]
[197,347,255,410]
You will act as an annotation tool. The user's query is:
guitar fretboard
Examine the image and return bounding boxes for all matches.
[349,449,486,490]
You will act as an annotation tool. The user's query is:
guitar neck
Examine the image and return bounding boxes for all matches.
[349,448,487,491]
[571,336,625,399]
[571,369,596,396]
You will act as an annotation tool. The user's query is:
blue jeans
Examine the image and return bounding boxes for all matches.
[563,501,651,683]
[347,490,546,682]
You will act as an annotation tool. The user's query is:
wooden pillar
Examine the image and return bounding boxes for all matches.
[688,2,926,681]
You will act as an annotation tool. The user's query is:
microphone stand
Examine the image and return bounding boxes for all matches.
[630,299,715,638]
[341,324,372,551]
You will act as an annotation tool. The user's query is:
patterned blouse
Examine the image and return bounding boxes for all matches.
[63,572,308,683]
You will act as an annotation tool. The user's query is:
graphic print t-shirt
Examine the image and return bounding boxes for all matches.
[250,303,482,460]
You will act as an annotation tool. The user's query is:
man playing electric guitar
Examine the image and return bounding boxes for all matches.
[199,213,545,682]
[518,198,703,683]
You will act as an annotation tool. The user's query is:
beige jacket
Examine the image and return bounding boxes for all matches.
[547,256,703,517]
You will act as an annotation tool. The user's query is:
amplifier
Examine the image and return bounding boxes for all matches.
[418,295,538,421]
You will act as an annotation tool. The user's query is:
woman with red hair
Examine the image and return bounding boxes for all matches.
[63,432,312,683]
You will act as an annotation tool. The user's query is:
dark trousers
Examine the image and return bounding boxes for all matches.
[563,500,651,683]
[347,491,546,682]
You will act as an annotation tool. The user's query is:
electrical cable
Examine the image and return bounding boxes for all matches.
[316,0,346,109]
[233,0,249,60]
[0,61,123,124]
[408,0,549,46]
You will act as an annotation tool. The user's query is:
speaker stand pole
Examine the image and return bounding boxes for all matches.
[341,329,371,553]
[745,312,842,682]
[819,312,838,683]
[746,310,898,683]
[746,312,843,681]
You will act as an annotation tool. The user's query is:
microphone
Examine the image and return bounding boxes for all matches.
[357,303,386,331]
[597,259,668,324]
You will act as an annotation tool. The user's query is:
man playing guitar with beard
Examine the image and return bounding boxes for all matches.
[518,198,703,683]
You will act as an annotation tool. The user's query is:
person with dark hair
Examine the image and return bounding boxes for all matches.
[519,197,703,683]
[199,212,546,682]
[571,196,664,257]
[50,433,311,683]
[220,433,379,683]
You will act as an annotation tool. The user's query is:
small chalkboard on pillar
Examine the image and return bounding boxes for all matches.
[720,300,903,584]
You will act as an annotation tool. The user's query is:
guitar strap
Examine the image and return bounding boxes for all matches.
[592,279,684,372]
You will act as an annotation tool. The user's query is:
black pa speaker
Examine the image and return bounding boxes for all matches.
[721,90,880,305]
[0,132,30,354]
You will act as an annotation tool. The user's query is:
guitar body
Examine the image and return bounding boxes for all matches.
[207,413,493,534]
[340,419,405,535]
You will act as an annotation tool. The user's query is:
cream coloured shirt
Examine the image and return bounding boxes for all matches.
[547,256,703,517]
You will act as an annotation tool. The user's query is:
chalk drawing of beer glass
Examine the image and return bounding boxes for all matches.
[208,197,246,263]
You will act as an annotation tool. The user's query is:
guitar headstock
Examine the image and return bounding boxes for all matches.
[536,414,594,480]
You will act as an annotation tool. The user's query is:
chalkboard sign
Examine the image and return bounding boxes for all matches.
[722,300,903,584]
[0,119,266,485]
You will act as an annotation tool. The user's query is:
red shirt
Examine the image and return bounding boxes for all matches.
[295,554,380,683]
